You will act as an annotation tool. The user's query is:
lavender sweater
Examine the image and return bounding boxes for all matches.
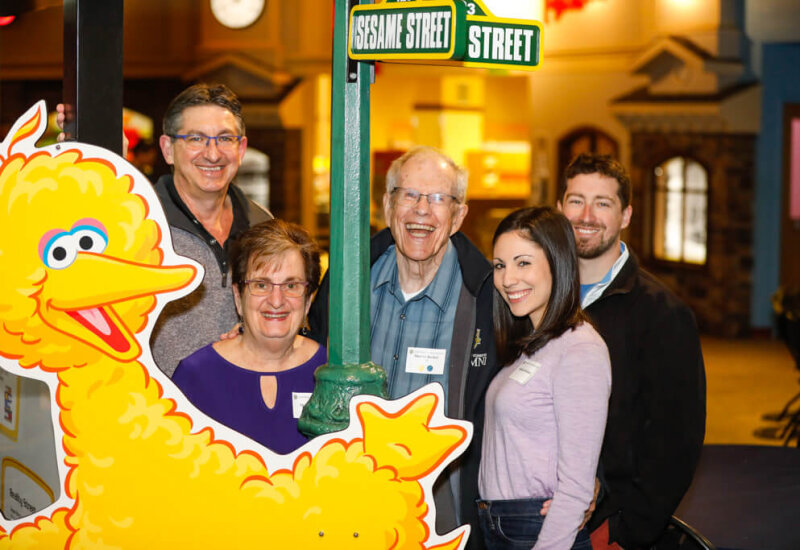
[479,322,611,550]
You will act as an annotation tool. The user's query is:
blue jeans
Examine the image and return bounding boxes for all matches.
[477,498,592,549]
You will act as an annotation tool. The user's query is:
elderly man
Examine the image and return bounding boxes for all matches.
[557,153,706,549]
[151,84,272,376]
[309,146,497,547]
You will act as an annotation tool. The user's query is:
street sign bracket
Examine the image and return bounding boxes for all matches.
[346,0,359,82]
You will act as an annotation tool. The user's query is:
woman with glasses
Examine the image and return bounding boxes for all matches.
[478,207,611,549]
[173,219,324,454]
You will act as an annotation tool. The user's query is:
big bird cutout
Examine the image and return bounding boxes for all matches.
[0,102,472,549]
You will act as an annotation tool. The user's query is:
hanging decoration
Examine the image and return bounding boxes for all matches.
[545,0,600,21]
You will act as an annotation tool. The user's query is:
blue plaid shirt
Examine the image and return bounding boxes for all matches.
[370,241,462,404]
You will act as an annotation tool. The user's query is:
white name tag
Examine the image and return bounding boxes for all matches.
[509,359,541,385]
[405,347,447,375]
[292,392,312,419]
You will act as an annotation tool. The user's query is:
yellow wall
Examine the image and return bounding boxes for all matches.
[0,0,755,245]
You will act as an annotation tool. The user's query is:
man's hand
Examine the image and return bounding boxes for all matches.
[539,477,600,529]
[54,103,129,156]
[55,103,68,142]
[580,477,601,529]
[219,324,241,341]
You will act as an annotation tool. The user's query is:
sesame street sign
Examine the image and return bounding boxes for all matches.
[349,0,542,70]
[463,16,540,69]
[349,0,466,60]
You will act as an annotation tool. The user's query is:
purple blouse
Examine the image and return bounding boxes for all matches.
[173,344,326,454]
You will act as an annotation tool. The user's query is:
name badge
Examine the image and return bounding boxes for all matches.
[509,359,541,385]
[292,392,312,419]
[405,347,447,375]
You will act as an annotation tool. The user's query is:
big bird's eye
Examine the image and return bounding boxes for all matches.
[41,226,108,270]
[71,226,108,253]
[42,233,78,269]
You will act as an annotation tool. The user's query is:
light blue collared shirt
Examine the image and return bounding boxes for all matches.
[581,242,629,308]
[369,241,462,404]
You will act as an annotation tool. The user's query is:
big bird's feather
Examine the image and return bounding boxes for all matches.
[0,102,472,549]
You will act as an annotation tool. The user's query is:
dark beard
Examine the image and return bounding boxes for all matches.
[575,229,619,259]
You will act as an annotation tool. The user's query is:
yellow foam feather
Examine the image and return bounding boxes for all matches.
[360,393,467,480]
[0,508,72,549]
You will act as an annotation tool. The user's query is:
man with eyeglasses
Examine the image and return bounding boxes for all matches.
[308,146,497,549]
[151,83,272,376]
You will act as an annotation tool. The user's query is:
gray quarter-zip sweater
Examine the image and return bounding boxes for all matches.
[150,175,272,376]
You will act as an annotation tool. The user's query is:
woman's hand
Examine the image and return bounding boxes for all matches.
[539,477,600,529]
[219,324,242,341]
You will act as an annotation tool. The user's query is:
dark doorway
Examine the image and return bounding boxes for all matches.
[781,104,800,289]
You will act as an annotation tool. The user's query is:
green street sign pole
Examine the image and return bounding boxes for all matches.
[298,0,387,437]
[299,0,542,436]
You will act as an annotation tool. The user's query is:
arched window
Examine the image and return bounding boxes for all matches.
[652,156,708,264]
[557,126,619,189]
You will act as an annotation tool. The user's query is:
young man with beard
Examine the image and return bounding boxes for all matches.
[309,146,497,549]
[557,154,706,549]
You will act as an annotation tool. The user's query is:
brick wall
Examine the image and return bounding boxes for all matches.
[629,132,756,337]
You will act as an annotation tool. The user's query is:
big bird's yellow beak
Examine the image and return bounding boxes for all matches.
[38,252,197,362]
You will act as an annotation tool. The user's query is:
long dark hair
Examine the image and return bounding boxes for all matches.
[493,206,587,366]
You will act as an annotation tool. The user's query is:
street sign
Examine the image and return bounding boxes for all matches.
[353,0,542,71]
[349,0,466,61]
[463,15,541,70]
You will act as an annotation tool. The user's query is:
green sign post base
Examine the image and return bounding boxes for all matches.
[298,362,387,436]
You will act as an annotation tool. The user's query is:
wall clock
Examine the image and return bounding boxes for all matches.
[210,0,265,29]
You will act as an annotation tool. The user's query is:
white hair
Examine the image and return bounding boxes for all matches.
[385,146,468,203]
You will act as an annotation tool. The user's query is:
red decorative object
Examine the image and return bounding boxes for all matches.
[546,0,597,21]
[0,15,16,26]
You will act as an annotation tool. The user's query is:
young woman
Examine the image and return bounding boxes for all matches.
[478,207,611,549]
[173,219,324,454]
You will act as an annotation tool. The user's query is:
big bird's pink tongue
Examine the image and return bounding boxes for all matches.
[68,307,131,353]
